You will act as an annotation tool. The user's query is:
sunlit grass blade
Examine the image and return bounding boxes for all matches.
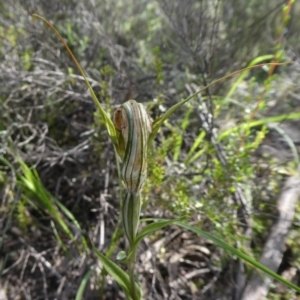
[219,112,300,141]
[18,158,87,251]
[185,148,206,166]
[172,133,182,162]
[32,14,117,145]
[18,159,73,239]
[184,130,206,165]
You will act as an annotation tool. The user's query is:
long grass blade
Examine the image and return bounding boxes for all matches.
[136,218,300,293]
[75,268,95,300]
[32,14,117,144]
[149,62,289,145]
[219,112,300,141]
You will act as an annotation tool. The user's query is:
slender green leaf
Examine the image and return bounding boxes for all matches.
[32,14,117,145]
[128,219,175,259]
[50,220,67,252]
[18,158,88,250]
[181,106,193,131]
[185,148,206,165]
[184,130,206,164]
[224,55,274,102]
[219,112,300,141]
[93,245,141,300]
[75,268,95,300]
[138,219,300,293]
[55,199,88,250]
[174,220,300,293]
[149,62,285,146]
[0,155,13,169]
[18,160,73,239]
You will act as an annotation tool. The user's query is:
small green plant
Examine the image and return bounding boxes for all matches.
[18,157,88,252]
[32,13,300,300]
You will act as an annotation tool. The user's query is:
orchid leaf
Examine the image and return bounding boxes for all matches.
[32,14,118,145]
[148,61,289,146]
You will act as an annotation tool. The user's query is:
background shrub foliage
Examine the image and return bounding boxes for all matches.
[1,0,300,299]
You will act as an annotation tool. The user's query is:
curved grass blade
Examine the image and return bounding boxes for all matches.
[136,218,300,293]
[54,198,88,251]
[184,130,206,165]
[175,220,300,293]
[224,54,274,102]
[50,220,67,252]
[219,112,300,141]
[149,62,290,146]
[18,158,88,250]
[75,267,95,300]
[127,219,175,259]
[32,14,117,145]
[31,14,289,149]
[18,159,73,239]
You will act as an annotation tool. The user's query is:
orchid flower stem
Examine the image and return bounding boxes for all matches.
[128,246,138,300]
[122,193,141,299]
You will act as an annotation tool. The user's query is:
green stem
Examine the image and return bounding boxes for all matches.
[122,193,141,299]
[128,246,138,300]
